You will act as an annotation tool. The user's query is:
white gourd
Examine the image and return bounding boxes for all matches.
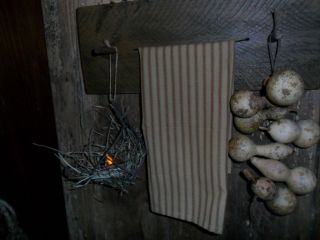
[265,185,297,216]
[294,119,320,148]
[230,90,272,118]
[265,70,304,106]
[228,135,293,162]
[251,157,317,195]
[233,112,263,134]
[286,167,317,195]
[250,157,290,181]
[266,119,301,143]
[243,169,277,200]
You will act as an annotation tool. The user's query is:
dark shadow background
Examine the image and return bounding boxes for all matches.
[0,1,69,239]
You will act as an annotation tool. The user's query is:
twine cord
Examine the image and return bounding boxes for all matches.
[267,12,280,74]
[104,40,118,103]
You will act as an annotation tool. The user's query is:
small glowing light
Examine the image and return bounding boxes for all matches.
[105,154,113,166]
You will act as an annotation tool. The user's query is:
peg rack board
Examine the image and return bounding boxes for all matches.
[77,0,320,94]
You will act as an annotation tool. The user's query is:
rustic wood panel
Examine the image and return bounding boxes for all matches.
[42,0,320,239]
[0,0,68,239]
[77,0,320,94]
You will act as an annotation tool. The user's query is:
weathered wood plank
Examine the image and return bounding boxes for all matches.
[77,0,320,94]
[42,0,320,239]
[0,0,68,238]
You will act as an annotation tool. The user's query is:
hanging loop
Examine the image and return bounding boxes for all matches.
[104,40,118,103]
[267,12,280,74]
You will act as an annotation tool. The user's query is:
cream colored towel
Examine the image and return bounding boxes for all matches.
[140,41,234,234]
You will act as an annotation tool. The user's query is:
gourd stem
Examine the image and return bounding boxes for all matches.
[243,169,257,183]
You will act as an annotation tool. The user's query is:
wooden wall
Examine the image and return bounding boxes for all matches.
[42,1,320,239]
[0,0,68,239]
[76,1,320,94]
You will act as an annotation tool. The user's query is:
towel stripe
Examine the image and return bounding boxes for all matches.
[140,41,234,234]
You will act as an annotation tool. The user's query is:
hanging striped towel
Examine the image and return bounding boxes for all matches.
[139,41,234,234]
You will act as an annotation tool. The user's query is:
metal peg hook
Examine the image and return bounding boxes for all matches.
[236,37,250,43]
[91,46,116,56]
[92,40,117,56]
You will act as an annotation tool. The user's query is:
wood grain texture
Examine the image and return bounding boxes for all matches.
[0,0,68,239]
[77,0,320,94]
[42,0,320,239]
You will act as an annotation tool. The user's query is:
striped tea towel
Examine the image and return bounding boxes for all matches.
[139,41,234,234]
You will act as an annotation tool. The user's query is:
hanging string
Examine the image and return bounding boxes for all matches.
[267,12,279,74]
[104,40,118,103]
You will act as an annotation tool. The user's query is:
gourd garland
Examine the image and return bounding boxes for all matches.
[229,69,319,216]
